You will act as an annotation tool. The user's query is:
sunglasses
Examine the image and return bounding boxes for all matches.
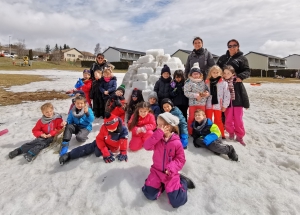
[228,44,238,48]
[97,57,104,59]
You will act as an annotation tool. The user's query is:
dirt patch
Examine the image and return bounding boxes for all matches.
[244,77,300,84]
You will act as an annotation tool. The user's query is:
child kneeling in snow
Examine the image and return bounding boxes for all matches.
[142,112,195,209]
[8,103,64,162]
[148,91,161,119]
[60,96,94,156]
[59,113,128,165]
[192,109,238,161]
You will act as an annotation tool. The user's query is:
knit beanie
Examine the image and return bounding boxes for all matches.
[104,112,119,130]
[161,64,171,76]
[116,84,125,95]
[131,88,138,97]
[148,91,158,101]
[189,62,202,75]
[158,112,179,126]
[161,98,174,108]
[83,69,91,74]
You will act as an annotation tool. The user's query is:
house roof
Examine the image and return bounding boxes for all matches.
[103,46,146,55]
[80,51,95,57]
[171,49,219,57]
[284,54,300,58]
[61,48,82,54]
[245,51,285,60]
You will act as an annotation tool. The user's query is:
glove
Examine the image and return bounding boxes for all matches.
[180,134,188,148]
[60,142,69,156]
[115,99,122,107]
[103,152,115,163]
[74,78,84,89]
[170,81,176,88]
[116,151,128,162]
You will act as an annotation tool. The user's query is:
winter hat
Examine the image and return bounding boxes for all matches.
[190,62,202,75]
[83,69,91,74]
[116,84,125,95]
[158,112,179,126]
[161,98,174,108]
[148,91,158,101]
[73,90,85,97]
[104,112,119,131]
[161,64,171,76]
[131,88,139,97]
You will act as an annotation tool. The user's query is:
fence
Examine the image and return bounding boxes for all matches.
[250,69,298,77]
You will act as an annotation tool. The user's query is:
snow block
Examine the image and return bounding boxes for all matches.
[137,67,154,76]
[149,75,160,85]
[156,54,171,66]
[135,73,148,81]
[164,62,178,70]
[142,62,158,69]
[146,49,164,58]
[142,89,152,101]
[137,55,155,64]
[132,81,148,90]
[156,66,163,74]
[124,87,133,102]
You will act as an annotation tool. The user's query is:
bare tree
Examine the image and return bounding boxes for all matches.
[15,39,26,59]
[51,46,62,64]
[94,43,101,55]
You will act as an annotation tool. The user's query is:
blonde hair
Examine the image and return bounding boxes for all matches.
[206,65,222,80]
[107,63,115,70]
[94,70,102,75]
[41,103,53,112]
[194,109,206,117]
[157,116,179,134]
[103,67,113,76]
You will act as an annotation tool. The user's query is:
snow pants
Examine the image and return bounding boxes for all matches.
[92,96,104,118]
[205,109,225,138]
[69,140,102,160]
[20,137,54,156]
[225,107,245,138]
[63,124,90,142]
[129,130,153,151]
[193,138,231,155]
[142,167,187,208]
[188,105,205,135]
[177,105,188,122]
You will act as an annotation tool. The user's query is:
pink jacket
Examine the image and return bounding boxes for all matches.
[144,129,186,176]
[128,113,156,136]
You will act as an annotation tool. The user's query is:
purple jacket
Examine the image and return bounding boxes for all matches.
[144,129,186,176]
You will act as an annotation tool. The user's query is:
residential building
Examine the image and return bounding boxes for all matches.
[80,51,95,61]
[61,48,83,61]
[102,47,145,64]
[171,49,219,65]
[244,51,287,70]
[284,54,300,69]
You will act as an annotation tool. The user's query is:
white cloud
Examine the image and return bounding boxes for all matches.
[259,39,300,57]
[173,40,187,49]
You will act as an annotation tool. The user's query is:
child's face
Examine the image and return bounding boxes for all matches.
[163,103,172,113]
[94,72,101,80]
[223,69,234,80]
[115,90,123,97]
[192,72,201,79]
[83,73,91,80]
[75,100,85,109]
[162,72,170,79]
[139,107,149,118]
[132,96,138,101]
[175,76,182,82]
[149,97,156,105]
[103,72,111,78]
[211,69,220,79]
[157,117,170,133]
[42,108,54,118]
[195,112,205,123]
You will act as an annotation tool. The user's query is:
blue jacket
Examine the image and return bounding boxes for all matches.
[170,107,188,135]
[99,76,117,100]
[67,107,95,131]
[150,103,161,119]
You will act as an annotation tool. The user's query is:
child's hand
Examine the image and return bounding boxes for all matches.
[236,77,242,82]
[84,105,89,113]
[196,94,202,101]
[41,133,47,138]
[61,121,67,127]
[104,91,109,95]
[165,169,170,176]
[45,134,52,138]
[221,107,226,112]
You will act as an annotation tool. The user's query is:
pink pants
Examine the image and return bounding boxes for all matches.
[225,107,245,138]
[206,109,225,138]
[188,106,205,135]
[129,130,153,151]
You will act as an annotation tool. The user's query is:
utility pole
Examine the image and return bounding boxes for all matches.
[9,35,11,55]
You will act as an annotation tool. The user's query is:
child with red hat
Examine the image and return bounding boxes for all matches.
[59,112,129,165]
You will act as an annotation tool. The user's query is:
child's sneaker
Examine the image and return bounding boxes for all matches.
[180,173,195,189]
[8,148,22,159]
[59,153,70,165]
[229,133,235,140]
[228,145,238,161]
[236,136,246,146]
[23,153,34,162]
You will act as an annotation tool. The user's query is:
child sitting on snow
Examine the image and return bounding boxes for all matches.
[89,70,104,118]
[191,109,238,161]
[127,88,144,122]
[148,91,161,119]
[105,85,127,122]
[59,112,129,165]
[8,103,64,162]
[60,96,94,156]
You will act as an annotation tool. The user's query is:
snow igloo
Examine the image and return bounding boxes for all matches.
[122,49,185,102]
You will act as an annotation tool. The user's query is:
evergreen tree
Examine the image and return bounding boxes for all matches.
[45,45,51,54]
[59,46,62,51]
[63,44,67,49]
[54,44,59,51]
[66,45,70,49]
[94,43,101,55]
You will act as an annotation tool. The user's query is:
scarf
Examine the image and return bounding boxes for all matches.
[193,48,204,56]
[209,76,221,105]
[161,76,172,83]
[224,76,235,100]
[104,77,111,83]
[72,106,85,118]
[193,118,207,132]
[41,113,62,124]
[189,76,203,83]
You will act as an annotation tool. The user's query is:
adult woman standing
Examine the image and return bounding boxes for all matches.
[89,53,110,80]
[217,39,250,82]
[184,37,216,80]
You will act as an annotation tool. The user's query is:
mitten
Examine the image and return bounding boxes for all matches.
[116,150,128,162]
[60,142,69,156]
[103,152,115,163]
[115,99,122,107]
[180,134,188,148]
[170,81,176,88]
[75,78,84,89]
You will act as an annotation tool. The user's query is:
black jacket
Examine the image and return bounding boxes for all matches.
[217,51,250,80]
[229,81,250,108]
[89,60,110,80]
[154,77,172,103]
[169,80,188,106]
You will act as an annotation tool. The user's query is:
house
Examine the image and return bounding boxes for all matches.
[102,47,146,64]
[61,48,83,61]
[284,54,300,69]
[80,51,95,61]
[171,49,219,65]
[244,51,287,70]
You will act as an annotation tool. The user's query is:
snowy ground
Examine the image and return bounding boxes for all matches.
[0,70,299,215]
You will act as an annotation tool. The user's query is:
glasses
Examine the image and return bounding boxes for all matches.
[97,57,104,59]
[228,44,238,48]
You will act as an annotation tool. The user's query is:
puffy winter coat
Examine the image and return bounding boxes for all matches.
[205,78,231,110]
[76,78,92,104]
[154,77,172,103]
[192,118,221,146]
[32,114,63,138]
[169,107,188,135]
[96,118,128,157]
[184,48,215,79]
[144,129,186,176]
[216,51,250,80]
[67,107,94,131]
[105,95,127,122]
[150,103,161,119]
[184,77,209,106]
[228,81,250,108]
[89,59,110,80]
[128,113,156,136]
[169,80,188,106]
[99,76,117,100]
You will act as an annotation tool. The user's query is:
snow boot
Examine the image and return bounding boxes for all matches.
[180,173,195,189]
[236,136,246,146]
[59,153,70,165]
[60,142,69,156]
[8,148,22,159]
[23,152,34,162]
[229,133,235,140]
[228,145,238,161]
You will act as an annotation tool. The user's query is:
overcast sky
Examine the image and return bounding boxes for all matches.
[1,0,300,57]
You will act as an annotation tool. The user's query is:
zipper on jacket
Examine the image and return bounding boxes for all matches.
[225,57,232,65]
[162,147,166,172]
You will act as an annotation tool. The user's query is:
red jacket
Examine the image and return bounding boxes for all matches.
[128,113,156,136]
[95,120,129,157]
[77,79,92,105]
[32,116,63,138]
[106,97,127,122]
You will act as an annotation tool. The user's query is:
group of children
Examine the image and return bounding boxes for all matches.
[7,59,249,208]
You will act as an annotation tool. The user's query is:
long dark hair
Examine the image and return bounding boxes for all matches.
[173,70,185,83]
[128,88,144,111]
[128,102,152,131]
